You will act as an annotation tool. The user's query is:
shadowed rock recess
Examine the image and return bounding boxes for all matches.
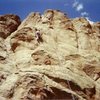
[0,10,100,100]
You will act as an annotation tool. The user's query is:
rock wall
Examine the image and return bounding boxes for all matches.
[0,10,100,100]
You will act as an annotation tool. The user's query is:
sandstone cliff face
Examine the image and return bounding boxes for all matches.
[0,14,21,64]
[0,10,100,100]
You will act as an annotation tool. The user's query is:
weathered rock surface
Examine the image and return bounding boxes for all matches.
[0,10,100,100]
[0,14,21,39]
[0,14,21,63]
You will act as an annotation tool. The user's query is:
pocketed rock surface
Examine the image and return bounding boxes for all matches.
[0,10,100,100]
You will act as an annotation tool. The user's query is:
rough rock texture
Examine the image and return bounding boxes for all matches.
[0,10,100,100]
[0,14,21,39]
[0,14,21,63]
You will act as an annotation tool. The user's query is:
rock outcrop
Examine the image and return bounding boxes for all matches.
[0,14,21,63]
[0,14,21,39]
[0,10,100,100]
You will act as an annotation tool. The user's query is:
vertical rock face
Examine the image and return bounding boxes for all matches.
[0,10,100,100]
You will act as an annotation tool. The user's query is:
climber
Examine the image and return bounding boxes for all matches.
[35,29,43,43]
[93,72,100,81]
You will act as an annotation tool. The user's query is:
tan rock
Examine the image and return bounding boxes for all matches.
[0,10,100,100]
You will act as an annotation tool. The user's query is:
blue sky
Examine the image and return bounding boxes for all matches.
[0,0,100,22]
